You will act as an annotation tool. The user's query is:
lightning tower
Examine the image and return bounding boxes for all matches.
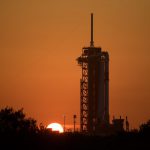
[77,13,109,133]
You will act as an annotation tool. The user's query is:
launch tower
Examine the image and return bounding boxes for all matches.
[77,13,109,133]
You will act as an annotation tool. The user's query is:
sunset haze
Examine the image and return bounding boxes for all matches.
[0,0,150,129]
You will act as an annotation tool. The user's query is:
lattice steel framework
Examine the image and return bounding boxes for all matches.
[80,61,88,132]
[77,13,109,133]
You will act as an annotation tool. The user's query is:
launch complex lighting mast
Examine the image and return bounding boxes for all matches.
[77,14,109,133]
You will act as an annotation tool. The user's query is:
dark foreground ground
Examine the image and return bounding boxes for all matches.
[1,132,150,150]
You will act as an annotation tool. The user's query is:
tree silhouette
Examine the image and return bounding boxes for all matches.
[139,120,150,135]
[0,107,37,134]
[0,106,150,150]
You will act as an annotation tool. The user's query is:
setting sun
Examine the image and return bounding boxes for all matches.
[47,123,64,133]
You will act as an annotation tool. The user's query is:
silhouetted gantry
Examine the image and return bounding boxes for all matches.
[77,14,109,133]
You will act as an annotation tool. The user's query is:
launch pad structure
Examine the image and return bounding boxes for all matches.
[77,14,109,133]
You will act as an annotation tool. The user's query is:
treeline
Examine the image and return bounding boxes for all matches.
[0,107,150,150]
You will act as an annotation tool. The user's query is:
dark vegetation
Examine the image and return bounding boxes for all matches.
[0,107,150,150]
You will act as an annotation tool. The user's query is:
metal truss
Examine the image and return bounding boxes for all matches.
[80,62,88,132]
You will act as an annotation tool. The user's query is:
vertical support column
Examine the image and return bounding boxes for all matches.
[104,52,109,124]
[63,115,66,132]
[73,114,77,132]
[97,59,105,124]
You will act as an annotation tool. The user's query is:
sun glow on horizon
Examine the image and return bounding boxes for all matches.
[47,123,64,133]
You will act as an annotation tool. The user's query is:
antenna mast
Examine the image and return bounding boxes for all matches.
[90,13,94,47]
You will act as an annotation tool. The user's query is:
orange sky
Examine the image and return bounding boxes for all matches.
[0,0,150,129]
